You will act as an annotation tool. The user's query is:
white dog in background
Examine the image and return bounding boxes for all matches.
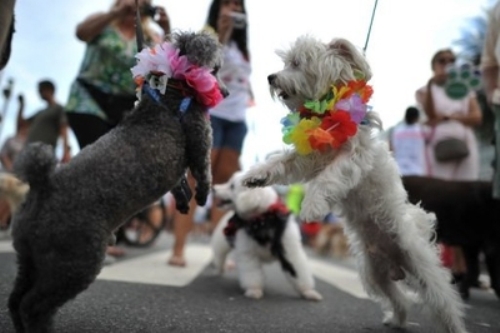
[242,36,467,333]
[211,172,322,301]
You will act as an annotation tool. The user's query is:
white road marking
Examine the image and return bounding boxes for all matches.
[309,258,369,299]
[0,239,14,253]
[97,243,213,287]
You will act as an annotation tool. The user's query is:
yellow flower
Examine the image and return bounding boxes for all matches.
[288,117,321,155]
[326,84,351,110]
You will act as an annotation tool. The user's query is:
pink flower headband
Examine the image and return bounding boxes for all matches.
[131,41,224,108]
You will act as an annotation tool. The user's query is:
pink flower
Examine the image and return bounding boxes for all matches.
[197,84,224,107]
[185,67,217,93]
[168,52,192,79]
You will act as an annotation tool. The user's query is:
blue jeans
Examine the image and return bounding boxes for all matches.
[210,115,247,153]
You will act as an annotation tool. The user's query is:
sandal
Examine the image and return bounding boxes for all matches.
[107,246,126,257]
[167,255,186,267]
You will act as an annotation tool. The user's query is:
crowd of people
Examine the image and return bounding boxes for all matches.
[0,0,498,292]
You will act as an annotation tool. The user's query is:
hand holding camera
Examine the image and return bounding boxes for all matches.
[140,3,170,34]
[217,7,246,44]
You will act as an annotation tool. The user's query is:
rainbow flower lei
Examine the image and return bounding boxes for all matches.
[131,42,224,108]
[281,79,373,155]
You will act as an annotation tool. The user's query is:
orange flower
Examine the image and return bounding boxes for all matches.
[309,110,357,151]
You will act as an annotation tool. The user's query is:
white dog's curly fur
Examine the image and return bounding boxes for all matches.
[211,172,322,301]
[242,36,467,333]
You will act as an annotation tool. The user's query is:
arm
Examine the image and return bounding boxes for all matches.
[155,6,171,37]
[0,139,13,171]
[75,0,136,43]
[75,12,117,43]
[481,4,500,104]
[16,94,29,132]
[415,81,442,125]
[450,95,482,127]
[60,123,71,163]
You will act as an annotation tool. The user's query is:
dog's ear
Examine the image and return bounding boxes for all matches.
[172,31,221,68]
[328,38,372,81]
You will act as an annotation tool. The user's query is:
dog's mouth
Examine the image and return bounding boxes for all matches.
[274,88,289,100]
[278,90,289,99]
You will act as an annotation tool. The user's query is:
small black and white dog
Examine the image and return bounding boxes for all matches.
[211,172,322,301]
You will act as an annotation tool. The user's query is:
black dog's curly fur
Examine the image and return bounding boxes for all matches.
[402,176,500,300]
[8,31,222,333]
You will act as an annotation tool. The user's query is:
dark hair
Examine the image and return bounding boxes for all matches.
[38,80,55,92]
[206,0,249,61]
[404,106,419,125]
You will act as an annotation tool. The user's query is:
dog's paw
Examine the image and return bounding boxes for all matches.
[382,311,406,328]
[195,188,208,207]
[242,173,270,188]
[301,289,323,301]
[299,205,328,222]
[176,202,190,215]
[244,288,263,299]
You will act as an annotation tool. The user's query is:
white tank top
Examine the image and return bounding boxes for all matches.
[209,42,251,122]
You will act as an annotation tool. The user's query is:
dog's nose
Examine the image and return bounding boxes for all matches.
[267,74,277,85]
[220,86,230,98]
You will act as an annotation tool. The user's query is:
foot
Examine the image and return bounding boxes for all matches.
[225,259,236,271]
[107,246,125,257]
[168,255,186,267]
[382,311,406,328]
[301,289,323,301]
[244,288,263,299]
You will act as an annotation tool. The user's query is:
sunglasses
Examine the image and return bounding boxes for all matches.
[436,57,456,65]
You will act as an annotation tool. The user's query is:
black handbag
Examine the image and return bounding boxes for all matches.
[433,137,469,162]
[77,78,136,126]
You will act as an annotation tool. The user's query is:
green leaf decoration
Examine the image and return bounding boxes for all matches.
[304,100,321,112]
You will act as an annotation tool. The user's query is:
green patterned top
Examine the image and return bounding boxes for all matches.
[65,26,138,121]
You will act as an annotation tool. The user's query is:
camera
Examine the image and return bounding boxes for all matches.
[229,11,246,29]
[141,3,158,18]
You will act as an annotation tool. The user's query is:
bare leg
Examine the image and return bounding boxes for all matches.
[168,173,196,267]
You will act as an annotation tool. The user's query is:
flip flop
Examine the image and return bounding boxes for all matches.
[167,255,186,267]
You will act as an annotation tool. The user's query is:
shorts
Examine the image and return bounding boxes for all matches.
[210,115,247,153]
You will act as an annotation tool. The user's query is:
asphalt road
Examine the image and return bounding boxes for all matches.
[0,233,499,333]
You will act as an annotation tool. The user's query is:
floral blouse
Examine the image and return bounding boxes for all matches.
[65,26,138,121]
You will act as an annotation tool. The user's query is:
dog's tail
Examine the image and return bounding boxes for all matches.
[13,142,56,190]
[0,172,30,212]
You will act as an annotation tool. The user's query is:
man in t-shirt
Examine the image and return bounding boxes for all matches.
[19,80,70,163]
[390,106,427,176]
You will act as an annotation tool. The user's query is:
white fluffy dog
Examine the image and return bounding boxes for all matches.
[211,172,322,301]
[242,36,467,333]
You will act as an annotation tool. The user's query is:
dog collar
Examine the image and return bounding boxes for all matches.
[141,81,194,119]
[281,79,373,155]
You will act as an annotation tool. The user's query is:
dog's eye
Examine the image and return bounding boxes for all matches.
[292,59,300,68]
[212,65,220,75]
[230,183,235,190]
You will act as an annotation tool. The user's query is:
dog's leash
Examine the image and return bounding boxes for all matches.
[134,0,193,211]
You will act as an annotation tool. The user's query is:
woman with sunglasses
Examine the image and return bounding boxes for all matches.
[415,48,482,291]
